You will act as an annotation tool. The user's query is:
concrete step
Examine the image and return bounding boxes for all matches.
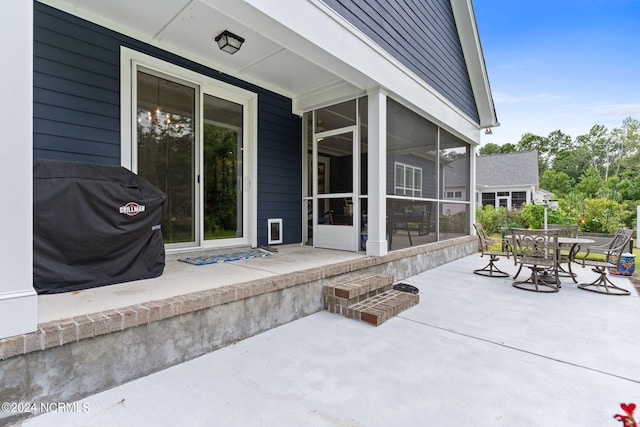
[323,273,419,326]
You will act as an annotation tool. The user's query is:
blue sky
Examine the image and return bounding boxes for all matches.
[473,0,640,146]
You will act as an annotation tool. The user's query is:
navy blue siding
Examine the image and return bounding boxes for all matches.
[256,95,302,244]
[323,0,479,122]
[34,2,302,245]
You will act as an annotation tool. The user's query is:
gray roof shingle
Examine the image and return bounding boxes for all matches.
[476,151,539,187]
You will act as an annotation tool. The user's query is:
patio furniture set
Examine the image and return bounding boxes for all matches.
[473,224,634,295]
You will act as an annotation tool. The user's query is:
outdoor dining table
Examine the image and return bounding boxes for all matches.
[556,236,595,283]
[504,233,595,287]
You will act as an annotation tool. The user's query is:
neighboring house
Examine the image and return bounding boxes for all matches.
[1,0,498,339]
[476,151,548,209]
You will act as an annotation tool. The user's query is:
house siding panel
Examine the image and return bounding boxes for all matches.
[34,2,302,245]
[323,0,479,122]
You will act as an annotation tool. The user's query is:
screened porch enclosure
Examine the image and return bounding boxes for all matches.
[303,97,472,253]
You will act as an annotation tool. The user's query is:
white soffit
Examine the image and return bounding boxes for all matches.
[58,0,193,39]
[159,0,342,95]
[158,1,283,70]
[39,0,484,142]
[39,0,354,103]
[239,0,482,142]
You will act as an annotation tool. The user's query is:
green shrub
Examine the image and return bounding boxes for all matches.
[475,205,506,234]
[501,208,527,232]
[476,205,526,234]
[579,198,628,233]
[520,203,569,229]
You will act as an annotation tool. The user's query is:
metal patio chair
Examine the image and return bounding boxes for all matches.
[473,224,511,278]
[573,229,633,295]
[548,223,579,280]
[510,228,560,293]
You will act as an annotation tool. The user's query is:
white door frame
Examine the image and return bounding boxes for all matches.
[312,126,359,251]
[120,47,258,252]
[497,195,510,209]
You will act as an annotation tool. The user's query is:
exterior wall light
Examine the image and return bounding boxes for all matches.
[215,30,245,54]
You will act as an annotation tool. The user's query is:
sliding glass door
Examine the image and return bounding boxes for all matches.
[135,68,248,249]
[137,71,197,246]
[203,94,243,241]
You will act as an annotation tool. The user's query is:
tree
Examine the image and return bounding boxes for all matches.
[552,147,590,182]
[611,116,640,179]
[546,130,573,168]
[500,143,518,153]
[617,174,640,201]
[547,130,573,152]
[517,132,549,171]
[478,142,518,155]
[575,167,605,198]
[539,170,575,197]
[517,132,546,152]
[575,125,615,180]
[478,143,502,155]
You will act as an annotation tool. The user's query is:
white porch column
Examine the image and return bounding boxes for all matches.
[470,149,477,232]
[0,1,37,339]
[366,88,388,256]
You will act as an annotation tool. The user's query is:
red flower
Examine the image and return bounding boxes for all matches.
[614,403,637,427]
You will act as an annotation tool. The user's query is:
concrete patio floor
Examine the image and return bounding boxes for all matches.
[25,254,640,426]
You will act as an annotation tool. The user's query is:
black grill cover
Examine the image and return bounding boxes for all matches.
[34,159,167,294]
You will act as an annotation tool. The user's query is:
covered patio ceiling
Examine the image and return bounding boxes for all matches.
[41,0,374,113]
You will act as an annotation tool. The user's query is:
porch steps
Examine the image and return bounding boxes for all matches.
[323,273,419,326]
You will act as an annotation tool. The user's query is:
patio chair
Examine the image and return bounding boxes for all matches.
[389,200,431,246]
[510,228,560,293]
[573,229,633,295]
[472,224,510,278]
[548,224,579,279]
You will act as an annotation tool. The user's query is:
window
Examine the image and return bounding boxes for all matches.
[445,191,463,199]
[394,162,422,197]
[512,191,527,208]
[482,192,495,206]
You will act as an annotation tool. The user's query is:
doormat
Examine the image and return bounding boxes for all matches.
[178,250,271,266]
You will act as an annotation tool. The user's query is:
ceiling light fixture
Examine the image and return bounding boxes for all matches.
[215,30,245,55]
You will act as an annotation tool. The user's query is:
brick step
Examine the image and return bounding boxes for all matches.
[346,289,419,326]
[324,273,393,301]
[323,273,393,314]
